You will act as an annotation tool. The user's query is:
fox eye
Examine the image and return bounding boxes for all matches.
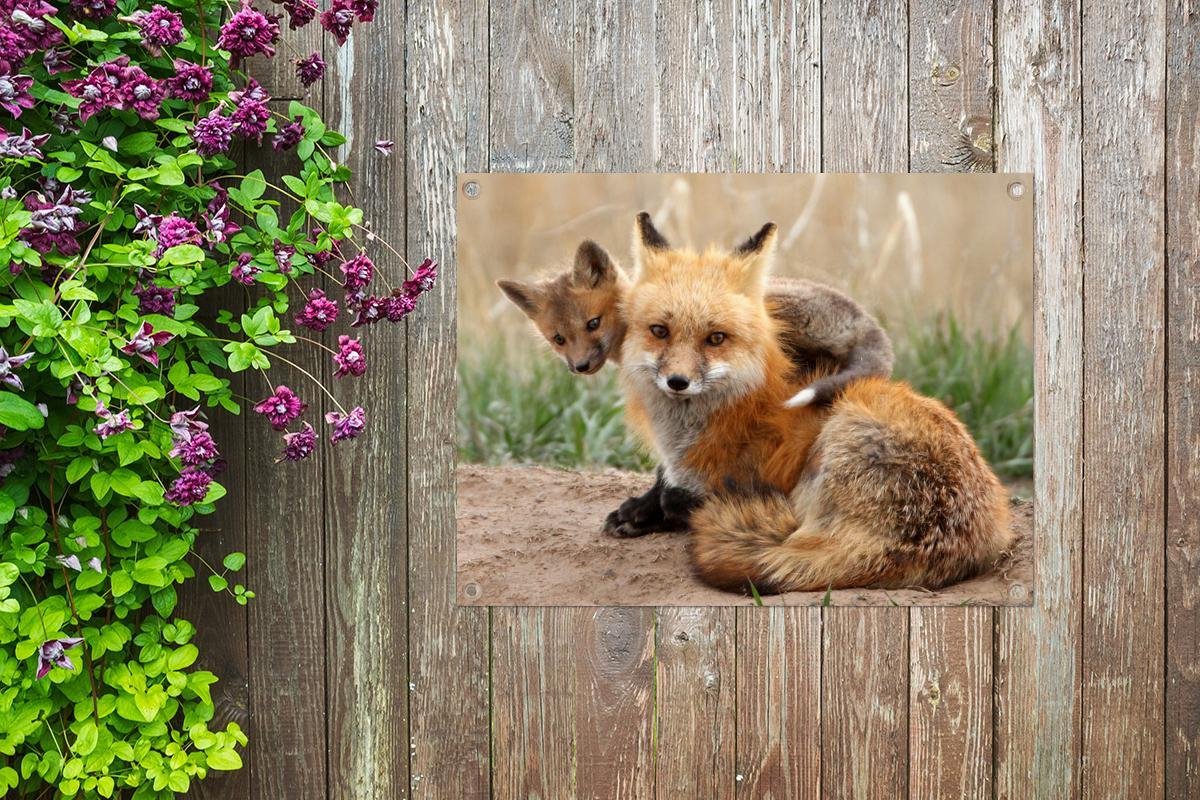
[586,316,601,331]
[553,334,565,346]
[706,332,727,346]
[649,324,669,340]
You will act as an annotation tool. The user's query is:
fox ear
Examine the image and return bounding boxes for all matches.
[572,240,617,287]
[632,211,670,277]
[497,279,543,317]
[729,222,778,296]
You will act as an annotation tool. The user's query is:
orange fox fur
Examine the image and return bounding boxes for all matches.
[621,213,1014,593]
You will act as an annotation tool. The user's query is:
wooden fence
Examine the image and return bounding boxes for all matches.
[179,0,1198,797]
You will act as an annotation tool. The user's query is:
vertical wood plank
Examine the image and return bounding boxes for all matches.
[407,1,491,798]
[322,3,410,797]
[906,4,995,799]
[1166,1,1200,795]
[909,0,995,172]
[821,2,910,797]
[1081,1,1167,797]
[488,3,657,797]
[242,114,329,800]
[992,1,1084,796]
[728,3,823,799]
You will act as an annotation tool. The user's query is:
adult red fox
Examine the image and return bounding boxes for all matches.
[620,213,1013,592]
[497,233,895,537]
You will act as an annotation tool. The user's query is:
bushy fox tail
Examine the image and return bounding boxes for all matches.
[689,491,900,595]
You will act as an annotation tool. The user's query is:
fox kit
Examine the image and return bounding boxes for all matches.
[620,213,1013,592]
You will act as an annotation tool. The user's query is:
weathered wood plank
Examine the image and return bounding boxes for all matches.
[821,2,910,797]
[1166,1,1200,795]
[735,610,822,799]
[992,1,1084,796]
[489,0,574,172]
[908,609,992,799]
[407,1,491,798]
[322,3,410,797]
[726,3,823,798]
[242,101,329,800]
[906,4,995,798]
[1081,1,1167,797]
[909,0,995,173]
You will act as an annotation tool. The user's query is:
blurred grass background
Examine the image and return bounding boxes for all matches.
[456,174,1034,481]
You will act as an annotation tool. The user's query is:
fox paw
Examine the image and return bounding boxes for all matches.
[602,509,655,538]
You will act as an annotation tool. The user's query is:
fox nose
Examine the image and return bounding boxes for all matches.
[573,359,591,373]
[666,375,690,392]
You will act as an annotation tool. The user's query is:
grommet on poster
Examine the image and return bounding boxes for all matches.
[1008,180,1025,200]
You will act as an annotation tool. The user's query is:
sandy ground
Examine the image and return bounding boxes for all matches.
[456,464,1034,607]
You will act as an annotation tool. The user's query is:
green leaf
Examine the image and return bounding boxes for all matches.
[208,574,227,592]
[222,552,246,572]
[159,243,205,266]
[155,161,185,186]
[0,494,13,525]
[240,169,267,201]
[207,748,243,771]
[167,644,198,671]
[131,481,164,506]
[73,721,98,757]
[0,393,45,431]
[66,456,93,484]
[110,570,133,597]
[120,131,159,155]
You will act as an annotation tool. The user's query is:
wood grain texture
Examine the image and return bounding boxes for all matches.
[821,2,910,798]
[322,3,409,797]
[906,5,995,799]
[489,0,574,172]
[726,4,823,798]
[407,1,491,798]
[735,610,822,800]
[992,1,1084,796]
[908,609,991,799]
[909,0,995,172]
[1081,1,1167,797]
[1166,1,1200,795]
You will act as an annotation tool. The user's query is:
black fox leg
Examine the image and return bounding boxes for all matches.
[603,469,668,537]
[659,484,702,529]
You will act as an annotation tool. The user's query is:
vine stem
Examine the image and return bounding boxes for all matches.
[47,475,100,724]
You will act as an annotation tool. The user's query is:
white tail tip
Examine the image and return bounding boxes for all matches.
[784,387,816,408]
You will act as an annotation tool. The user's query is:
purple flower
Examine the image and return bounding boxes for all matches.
[62,59,128,121]
[254,385,306,430]
[130,5,184,52]
[20,184,88,256]
[0,446,24,478]
[351,0,378,21]
[70,0,115,20]
[350,295,386,327]
[36,637,83,679]
[295,52,325,87]
[320,0,355,44]
[154,213,201,257]
[118,66,164,120]
[333,335,366,378]
[385,290,416,322]
[165,467,213,505]
[133,283,176,315]
[374,139,394,156]
[4,0,63,63]
[0,346,33,390]
[325,406,365,443]
[120,321,174,367]
[94,402,132,439]
[272,240,296,273]
[132,204,161,238]
[295,288,339,331]
[170,430,220,466]
[272,117,305,151]
[56,554,82,572]
[218,1,282,58]
[230,252,259,285]
[230,95,270,142]
[0,74,34,117]
[283,0,318,28]
[87,557,103,573]
[340,253,374,291]
[192,108,234,157]
[41,47,70,74]
[229,78,269,105]
[277,422,316,462]
[402,257,438,299]
[169,406,208,441]
[204,185,241,243]
[166,60,213,102]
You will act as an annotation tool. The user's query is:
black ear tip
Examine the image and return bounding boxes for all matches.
[734,222,779,255]
[636,212,670,250]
